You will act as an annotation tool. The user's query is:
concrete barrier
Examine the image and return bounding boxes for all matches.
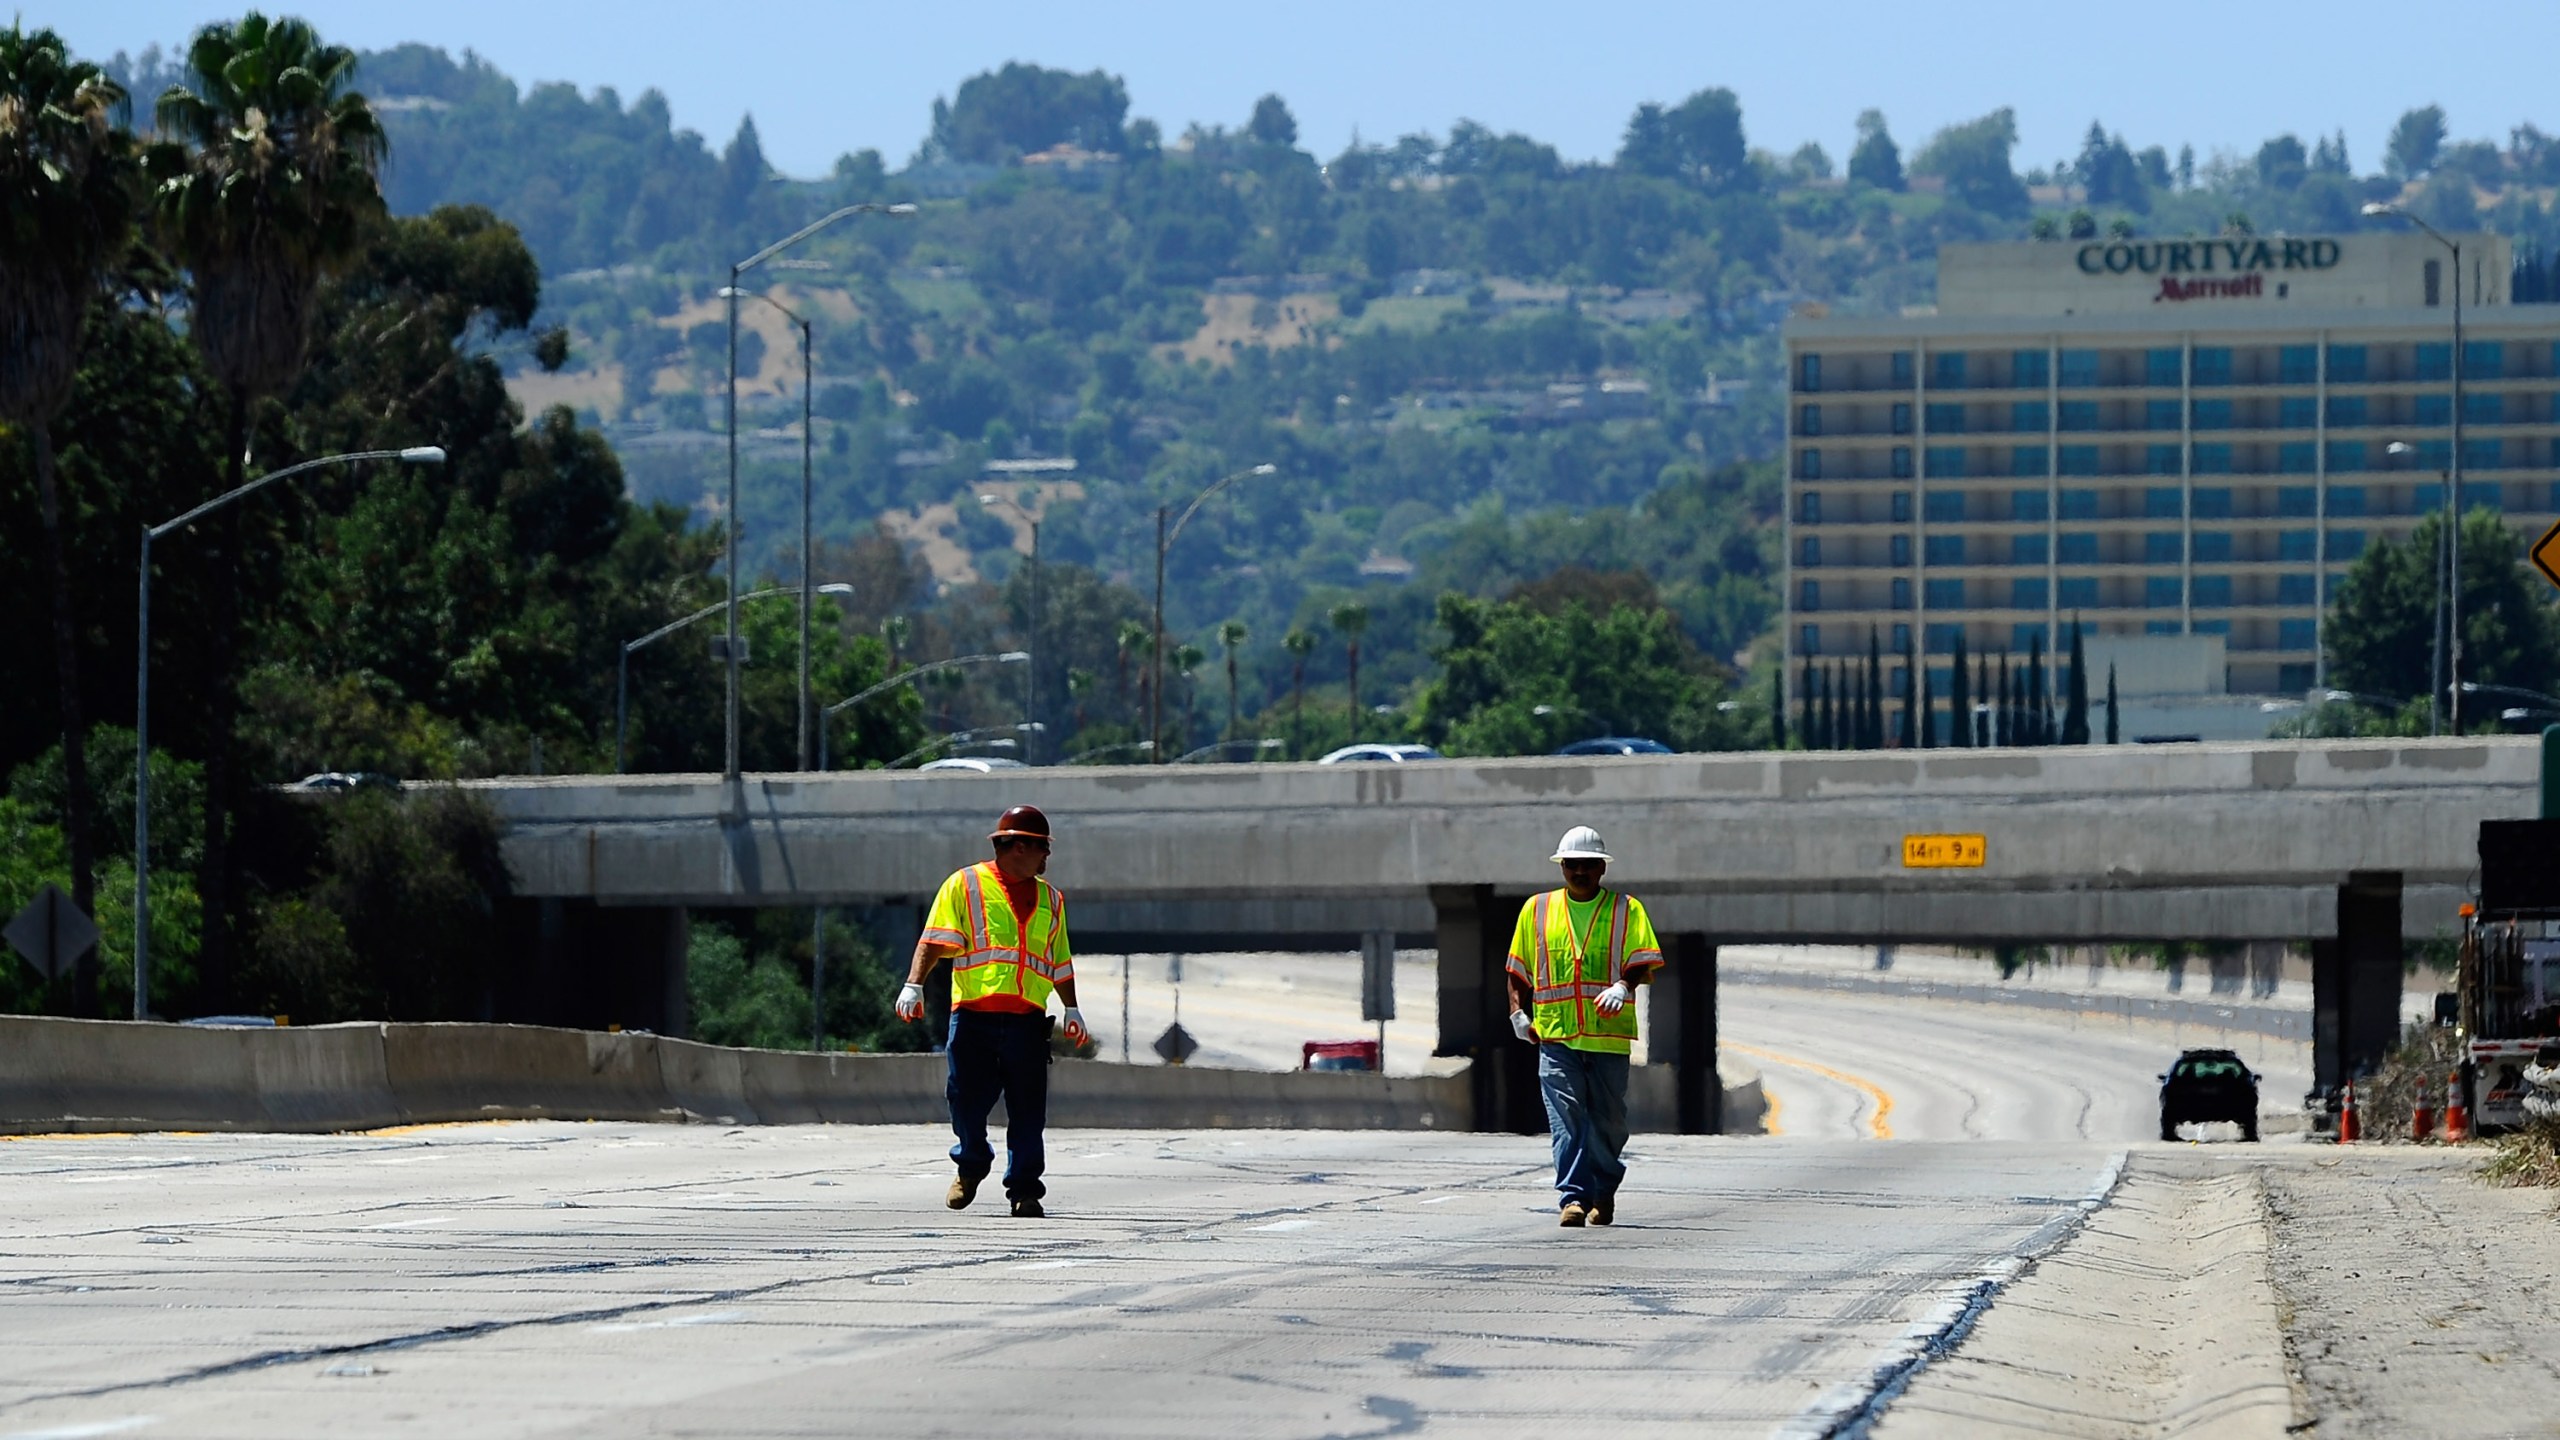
[0,1016,1770,1136]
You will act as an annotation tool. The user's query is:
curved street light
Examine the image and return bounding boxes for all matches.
[1176,737,1285,763]
[816,650,1028,771]
[979,489,1044,762]
[2461,680,2560,711]
[720,286,827,769]
[1069,740,1156,765]
[1153,463,1276,761]
[725,201,918,785]
[617,582,854,772]
[2367,200,2466,732]
[135,445,447,1020]
[885,723,1044,771]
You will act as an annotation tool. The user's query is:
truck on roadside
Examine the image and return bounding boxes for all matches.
[2456,917,2560,1132]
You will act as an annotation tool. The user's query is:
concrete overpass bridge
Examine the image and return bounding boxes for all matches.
[461,738,2537,1129]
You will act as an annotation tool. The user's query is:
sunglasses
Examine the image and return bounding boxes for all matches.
[1003,837,1052,853]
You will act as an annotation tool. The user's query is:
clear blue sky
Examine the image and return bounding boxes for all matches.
[62,2,2560,181]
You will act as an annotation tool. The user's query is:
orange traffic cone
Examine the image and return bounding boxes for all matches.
[2337,1080,2360,1143]
[2412,1095,2435,1142]
[2442,1073,2470,1143]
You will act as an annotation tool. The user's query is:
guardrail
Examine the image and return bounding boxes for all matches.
[1724,966,2314,1042]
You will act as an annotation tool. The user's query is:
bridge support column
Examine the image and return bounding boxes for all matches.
[2313,872,2403,1093]
[1649,934,1720,1134]
[1432,884,1539,1133]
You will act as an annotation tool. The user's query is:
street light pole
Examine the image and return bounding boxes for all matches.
[1152,463,1276,762]
[726,202,916,785]
[723,287,822,769]
[617,583,852,773]
[135,445,446,1020]
[816,650,1029,772]
[2367,202,2465,730]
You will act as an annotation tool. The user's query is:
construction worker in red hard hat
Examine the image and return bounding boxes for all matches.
[896,804,1088,1217]
[1507,824,1663,1228]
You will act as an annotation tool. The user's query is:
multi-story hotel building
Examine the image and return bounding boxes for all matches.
[1782,231,2552,729]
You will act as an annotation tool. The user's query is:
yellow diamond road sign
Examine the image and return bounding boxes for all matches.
[2534,519,2560,594]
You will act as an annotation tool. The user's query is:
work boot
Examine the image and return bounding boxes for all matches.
[1558,1202,1588,1228]
[1010,1197,1045,1219]
[946,1174,981,1210]
[1591,1197,1614,1226]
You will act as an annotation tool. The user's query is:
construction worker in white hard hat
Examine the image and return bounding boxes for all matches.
[1506,824,1663,1227]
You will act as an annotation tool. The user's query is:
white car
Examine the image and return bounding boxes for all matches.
[917,756,1030,773]
[1317,743,1442,764]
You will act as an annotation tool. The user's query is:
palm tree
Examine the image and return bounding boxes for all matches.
[1114,619,1148,711]
[1173,642,1207,751]
[1328,602,1368,742]
[0,25,140,1012]
[881,614,911,671]
[1216,619,1248,740]
[1282,627,1315,756]
[147,13,387,1008]
[1066,668,1094,730]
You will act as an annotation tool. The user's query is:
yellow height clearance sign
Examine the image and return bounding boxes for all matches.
[1902,833,1987,868]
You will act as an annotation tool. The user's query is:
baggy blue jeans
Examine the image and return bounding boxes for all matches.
[1538,1042,1630,1209]
[946,1009,1049,1201]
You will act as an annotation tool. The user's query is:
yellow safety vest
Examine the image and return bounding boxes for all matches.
[1522,889,1641,1053]
[942,863,1069,1010]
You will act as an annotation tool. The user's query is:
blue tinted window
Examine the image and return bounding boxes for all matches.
[1891,534,1912,565]
[2327,394,2367,427]
[2279,345,2318,383]
[2060,401,2102,432]
[2012,350,2050,387]
[2145,399,2181,431]
[2277,573,2316,603]
[2191,399,2233,430]
[2416,343,2451,381]
[1925,578,1966,606]
[2328,485,2365,516]
[2146,348,2184,387]
[2059,349,2101,387]
[2190,347,2232,386]
[1891,577,1912,609]
[1891,491,1912,522]
[1799,491,1822,522]
[2059,445,2101,476]
[1893,402,1913,434]
[1925,447,1966,478]
[2466,440,2504,472]
[2059,532,2100,562]
[2012,447,2050,477]
[2469,480,2504,508]
[2465,392,2503,425]
[2012,534,2049,565]
[2191,443,2234,474]
[1893,623,1911,653]
[2145,488,2185,518]
[1925,490,1967,521]
[1934,352,1968,389]
[2193,532,2233,562]
[2011,578,2048,609]
[2192,618,2231,635]
[2279,618,2319,650]
[2467,341,2506,380]
[2279,397,2318,429]
[2415,483,2444,512]
[2146,576,2183,608]
[1801,624,1821,654]
[1924,535,1966,566]
[2011,401,2049,431]
[2278,530,2316,561]
[1798,354,1822,392]
[1892,352,1914,386]
[2326,345,2367,382]
[2418,439,2452,471]
[1797,404,1822,436]
[2012,623,2049,652]
[2327,441,2367,473]
[1799,536,1821,565]
[1799,580,1820,610]
[1926,403,1966,433]
[2277,487,2317,516]
[2416,394,2450,426]
[2011,489,2049,520]
[1799,449,1821,479]
[2330,530,2366,558]
[1891,446,1913,477]
[2279,443,2317,474]
[2146,620,2184,634]
[2146,444,2183,475]
[2193,575,2233,607]
[2059,576,2099,607]
[2059,490,2101,519]
[2144,532,2184,562]
[2192,488,2233,518]
[1924,623,1962,654]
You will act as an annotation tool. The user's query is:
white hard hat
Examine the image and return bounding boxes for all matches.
[1549,826,1613,863]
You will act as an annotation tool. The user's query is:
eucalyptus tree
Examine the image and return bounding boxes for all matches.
[1216,619,1247,739]
[0,25,141,1010]
[1328,603,1368,741]
[145,13,387,1005]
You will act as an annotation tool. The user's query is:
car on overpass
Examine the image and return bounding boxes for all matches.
[2159,1048,2260,1141]
[1553,736,1674,757]
[918,756,1030,773]
[1317,743,1442,764]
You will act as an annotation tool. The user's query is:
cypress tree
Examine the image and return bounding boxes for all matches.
[1771,668,1788,749]
[2105,663,2121,743]
[1819,663,1836,749]
[1974,655,1993,746]
[1917,664,1934,748]
[1866,628,1885,750]
[2062,620,2091,744]
[1898,626,1920,747]
[1995,653,2012,746]
[1799,657,1817,742]
[2027,632,2048,746]
[1949,627,1972,748]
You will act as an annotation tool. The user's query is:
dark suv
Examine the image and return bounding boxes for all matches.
[2159,1049,2260,1141]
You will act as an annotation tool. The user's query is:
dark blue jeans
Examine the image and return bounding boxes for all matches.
[1538,1042,1630,1209]
[946,1009,1049,1201]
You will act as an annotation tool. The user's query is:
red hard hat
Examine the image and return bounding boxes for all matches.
[990,804,1051,842]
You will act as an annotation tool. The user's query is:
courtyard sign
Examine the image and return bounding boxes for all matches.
[2076,238,2341,277]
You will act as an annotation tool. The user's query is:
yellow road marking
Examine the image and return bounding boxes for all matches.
[1761,1086,1785,1138]
[1724,1041,1896,1140]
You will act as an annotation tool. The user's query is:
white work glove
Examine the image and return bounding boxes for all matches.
[1594,981,1632,1016]
[895,983,925,1023]
[1061,1007,1089,1045]
[1510,1010,1535,1043]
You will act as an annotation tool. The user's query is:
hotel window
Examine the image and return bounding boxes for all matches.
[1799,448,1822,479]
[2417,343,2452,381]
[2416,394,2450,426]
[2145,348,2184,387]
[2279,397,2317,429]
[2059,445,2101,476]
[2059,577,2099,608]
[2418,439,2453,471]
[2191,443,2234,474]
[1891,491,1913,522]
[2145,488,2185,518]
[2144,532,2185,563]
[2012,623,2048,652]
[2193,575,2234,608]
[2146,576,2183,608]
[1799,580,1820,611]
[2465,392,2505,425]
[2192,532,2234,562]
[1801,624,1821,655]
[2280,618,2319,650]
[2279,345,2318,384]
[1892,351,1914,386]
[1893,624,1912,651]
[2059,491,2101,521]
[2191,399,2234,430]
[1799,536,1821,566]
[2328,486,2366,516]
[1891,446,1914,478]
[1798,354,1822,392]
[2326,344,2367,382]
[2327,441,2367,473]
[2277,573,2316,603]
[1891,534,1913,565]
[2012,535,2049,566]
[1925,535,1966,566]
[1925,403,1966,433]
[2012,350,2049,387]
[1925,447,1967,478]
[2331,530,2367,559]
[1797,404,1822,437]
[2011,489,2049,521]
[2146,620,2184,635]
[2190,348,2233,386]
[2059,349,2101,388]
[2193,618,2232,636]
[1934,352,1968,389]
[2011,401,2049,431]
[2469,480,2505,508]
[2146,444,2183,474]
[2061,401,2102,432]
[2277,487,2317,516]
[1891,402,1914,435]
[1925,578,1966,607]
[2192,488,2233,518]
[1798,491,1822,523]
[2278,531,2317,561]
[2466,341,2505,379]
[2461,440,2501,472]
[2011,447,2051,477]
[2144,399,2181,431]
[2279,443,2317,474]
[2327,394,2366,428]
[1925,624,1964,654]
[1924,490,1967,522]
[1891,577,1913,609]
[2059,533,2101,563]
